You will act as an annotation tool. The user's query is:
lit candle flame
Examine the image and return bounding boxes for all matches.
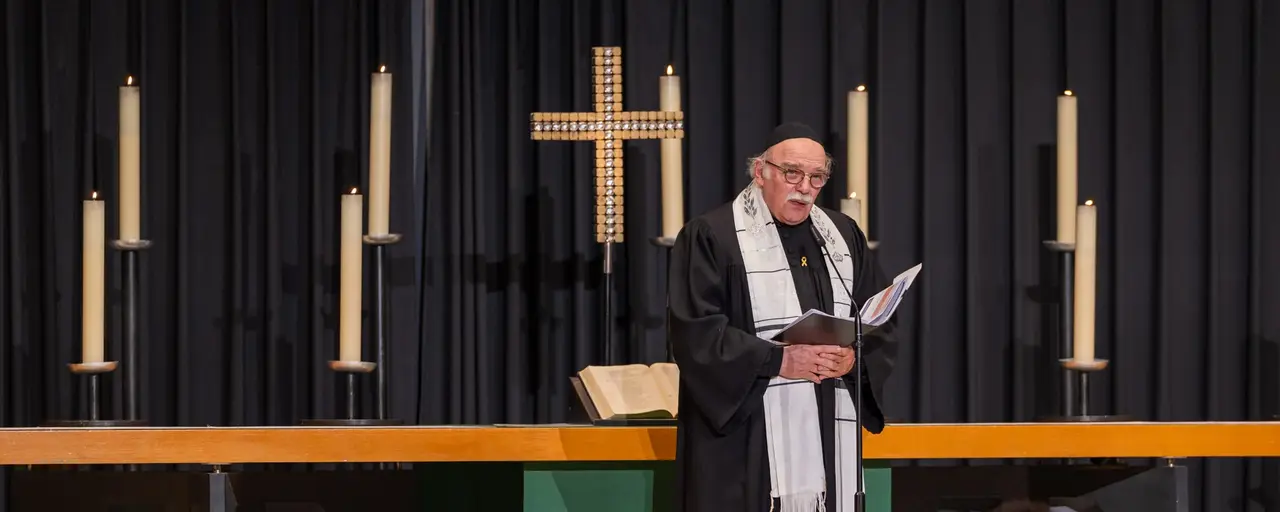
[1064,90,1073,96]
[379,65,386,73]
[666,65,673,76]
[856,85,866,92]
[351,187,359,194]
[1085,199,1094,206]
[91,190,99,200]
[126,76,134,86]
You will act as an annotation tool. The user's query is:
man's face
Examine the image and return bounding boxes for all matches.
[753,138,830,225]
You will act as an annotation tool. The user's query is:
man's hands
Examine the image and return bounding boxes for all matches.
[779,345,855,383]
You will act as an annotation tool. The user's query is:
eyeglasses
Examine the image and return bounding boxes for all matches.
[765,160,829,188]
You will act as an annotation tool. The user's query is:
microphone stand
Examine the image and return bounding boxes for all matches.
[812,224,865,512]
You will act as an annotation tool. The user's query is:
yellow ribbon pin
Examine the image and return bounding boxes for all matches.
[801,256,808,267]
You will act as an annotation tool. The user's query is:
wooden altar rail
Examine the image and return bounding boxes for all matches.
[0,422,1277,466]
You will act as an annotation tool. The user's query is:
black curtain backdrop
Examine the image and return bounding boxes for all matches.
[4,0,1280,511]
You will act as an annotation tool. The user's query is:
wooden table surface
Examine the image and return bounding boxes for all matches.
[0,422,1277,465]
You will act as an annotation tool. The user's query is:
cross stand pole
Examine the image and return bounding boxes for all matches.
[364,232,403,424]
[603,241,615,365]
[529,46,685,367]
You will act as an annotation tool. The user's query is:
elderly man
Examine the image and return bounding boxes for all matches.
[667,122,898,512]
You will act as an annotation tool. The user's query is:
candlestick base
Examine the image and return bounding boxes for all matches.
[43,362,147,427]
[69,361,118,374]
[1036,358,1133,423]
[329,360,377,373]
[650,236,676,248]
[1060,358,1108,371]
[40,419,149,427]
[363,233,402,245]
[1042,240,1076,252]
[110,239,153,251]
[299,418,404,426]
[301,362,402,426]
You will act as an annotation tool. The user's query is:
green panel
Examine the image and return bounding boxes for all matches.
[866,461,892,512]
[522,461,889,512]
[523,462,673,512]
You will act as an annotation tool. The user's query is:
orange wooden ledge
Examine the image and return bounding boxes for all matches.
[0,422,1277,465]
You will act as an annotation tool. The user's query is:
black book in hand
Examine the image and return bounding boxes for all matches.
[770,263,922,346]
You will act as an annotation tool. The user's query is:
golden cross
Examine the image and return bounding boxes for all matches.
[529,46,685,244]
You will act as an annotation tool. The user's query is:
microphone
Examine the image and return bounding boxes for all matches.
[811,223,866,512]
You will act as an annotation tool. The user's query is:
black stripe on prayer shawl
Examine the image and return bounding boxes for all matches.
[768,381,812,388]
[754,322,793,333]
[754,315,797,324]
[746,267,790,275]
[834,418,858,423]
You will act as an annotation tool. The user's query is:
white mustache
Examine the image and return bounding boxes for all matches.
[787,192,813,204]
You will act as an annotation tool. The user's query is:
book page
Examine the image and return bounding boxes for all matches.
[578,365,673,419]
[859,263,922,327]
[649,363,679,416]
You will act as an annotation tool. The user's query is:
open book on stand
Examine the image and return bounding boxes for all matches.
[771,263,922,346]
[570,363,679,426]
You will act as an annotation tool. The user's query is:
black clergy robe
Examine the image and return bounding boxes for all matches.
[667,201,899,512]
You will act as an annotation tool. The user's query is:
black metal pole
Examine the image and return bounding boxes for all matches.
[374,244,388,420]
[853,310,865,512]
[602,241,614,366]
[88,374,101,421]
[123,250,140,421]
[1060,250,1075,417]
[345,373,357,420]
[1079,372,1090,417]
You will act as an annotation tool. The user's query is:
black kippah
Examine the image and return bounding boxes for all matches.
[766,122,821,148]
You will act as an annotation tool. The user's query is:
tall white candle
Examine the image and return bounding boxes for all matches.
[1073,200,1097,362]
[119,77,141,241]
[1057,91,1078,244]
[339,189,363,361]
[659,65,684,239]
[847,86,869,238]
[82,193,106,363]
[368,67,392,237]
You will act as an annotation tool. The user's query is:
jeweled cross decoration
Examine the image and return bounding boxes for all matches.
[529,46,685,366]
[530,46,685,244]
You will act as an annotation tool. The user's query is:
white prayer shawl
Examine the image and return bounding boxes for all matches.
[732,184,861,512]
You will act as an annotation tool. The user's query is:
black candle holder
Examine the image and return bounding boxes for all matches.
[111,238,152,425]
[1037,240,1130,423]
[43,361,146,427]
[651,237,675,363]
[302,360,389,426]
[363,232,403,425]
[301,231,403,427]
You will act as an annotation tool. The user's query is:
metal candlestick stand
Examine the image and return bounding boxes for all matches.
[1038,240,1129,423]
[364,232,403,424]
[302,233,403,427]
[43,239,151,429]
[652,236,675,363]
[113,239,152,425]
